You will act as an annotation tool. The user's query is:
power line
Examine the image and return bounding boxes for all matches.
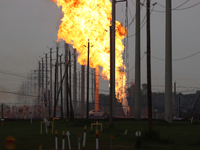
[127,0,146,29]
[175,2,200,10]
[150,1,200,13]
[128,52,146,71]
[156,0,189,9]
[0,70,30,79]
[0,90,38,98]
[128,5,155,37]
[176,81,200,90]
[151,50,200,61]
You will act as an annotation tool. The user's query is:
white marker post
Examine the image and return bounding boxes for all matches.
[1,118,4,127]
[96,130,99,150]
[62,131,65,150]
[55,131,58,150]
[43,118,48,134]
[66,131,71,150]
[135,131,142,149]
[77,134,82,150]
[135,131,141,137]
[83,125,87,149]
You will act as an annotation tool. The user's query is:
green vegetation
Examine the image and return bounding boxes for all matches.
[0,119,200,150]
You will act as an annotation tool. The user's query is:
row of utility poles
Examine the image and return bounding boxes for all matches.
[36,43,75,119]
[36,41,96,120]
[133,0,172,131]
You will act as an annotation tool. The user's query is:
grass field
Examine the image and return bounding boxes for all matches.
[1,119,200,150]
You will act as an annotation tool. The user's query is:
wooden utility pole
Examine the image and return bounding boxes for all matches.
[110,0,116,127]
[92,69,94,103]
[81,65,85,118]
[147,0,152,131]
[38,61,41,106]
[65,43,69,118]
[165,0,173,123]
[69,50,74,119]
[53,62,57,117]
[42,58,44,112]
[56,45,59,111]
[179,97,181,118]
[45,53,48,113]
[135,0,141,120]
[86,40,90,119]
[48,90,50,118]
[73,48,77,117]
[69,51,71,106]
[79,71,81,115]
[110,25,113,127]
[95,67,99,110]
[50,48,52,117]
[60,55,63,119]
[41,58,44,112]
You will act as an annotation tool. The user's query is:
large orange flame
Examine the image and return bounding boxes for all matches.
[51,0,128,107]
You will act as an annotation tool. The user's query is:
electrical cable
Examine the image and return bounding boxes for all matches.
[127,0,146,29]
[127,52,146,71]
[0,69,29,79]
[175,2,200,10]
[128,5,155,38]
[150,1,200,13]
[156,0,189,9]
[151,50,200,61]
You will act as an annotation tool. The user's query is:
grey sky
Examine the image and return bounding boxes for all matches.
[0,0,200,103]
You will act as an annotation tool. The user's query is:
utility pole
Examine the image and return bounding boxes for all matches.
[95,67,99,110]
[42,58,44,113]
[73,48,77,117]
[45,53,48,113]
[165,0,173,123]
[135,0,141,120]
[79,71,81,115]
[38,61,41,117]
[69,50,71,113]
[54,62,57,117]
[29,73,32,103]
[125,0,129,90]
[69,50,74,119]
[110,0,115,128]
[56,45,59,112]
[50,48,52,117]
[81,65,85,118]
[174,81,176,115]
[179,97,181,118]
[147,0,152,131]
[60,55,63,119]
[86,40,90,119]
[92,69,94,103]
[65,43,69,119]
[48,90,50,118]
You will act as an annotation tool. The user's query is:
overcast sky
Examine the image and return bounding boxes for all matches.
[0,0,200,103]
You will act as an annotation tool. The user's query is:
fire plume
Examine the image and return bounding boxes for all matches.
[52,0,127,105]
